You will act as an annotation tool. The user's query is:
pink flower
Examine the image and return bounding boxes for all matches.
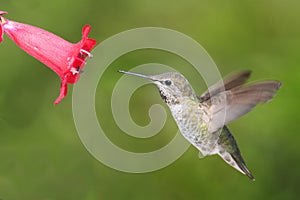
[0,11,96,104]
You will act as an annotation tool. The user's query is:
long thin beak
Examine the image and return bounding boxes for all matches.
[118,70,155,81]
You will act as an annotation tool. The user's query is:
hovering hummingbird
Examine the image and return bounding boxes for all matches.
[118,69,281,180]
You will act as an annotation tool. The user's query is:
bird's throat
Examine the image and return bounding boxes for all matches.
[159,89,168,103]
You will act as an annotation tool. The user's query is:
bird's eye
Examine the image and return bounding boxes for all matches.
[164,80,172,86]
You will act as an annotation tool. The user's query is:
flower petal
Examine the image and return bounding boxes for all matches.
[0,11,8,43]
[0,11,8,15]
[81,25,97,52]
[0,23,3,43]
[54,77,68,105]
[63,25,97,84]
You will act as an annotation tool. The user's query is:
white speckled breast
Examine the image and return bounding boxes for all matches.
[168,98,219,156]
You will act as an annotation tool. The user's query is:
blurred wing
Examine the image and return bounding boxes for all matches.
[207,80,282,133]
[199,70,252,102]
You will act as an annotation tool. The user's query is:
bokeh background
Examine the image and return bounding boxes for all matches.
[0,0,299,199]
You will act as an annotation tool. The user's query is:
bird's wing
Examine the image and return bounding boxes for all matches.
[199,70,252,102]
[206,80,281,133]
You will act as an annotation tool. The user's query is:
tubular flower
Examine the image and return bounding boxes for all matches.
[0,11,96,104]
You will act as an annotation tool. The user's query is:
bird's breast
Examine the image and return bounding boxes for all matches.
[169,100,209,137]
[168,99,217,155]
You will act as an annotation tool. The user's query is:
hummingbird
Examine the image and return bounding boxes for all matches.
[118,69,281,180]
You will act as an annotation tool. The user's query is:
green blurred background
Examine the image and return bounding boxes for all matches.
[0,0,299,199]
